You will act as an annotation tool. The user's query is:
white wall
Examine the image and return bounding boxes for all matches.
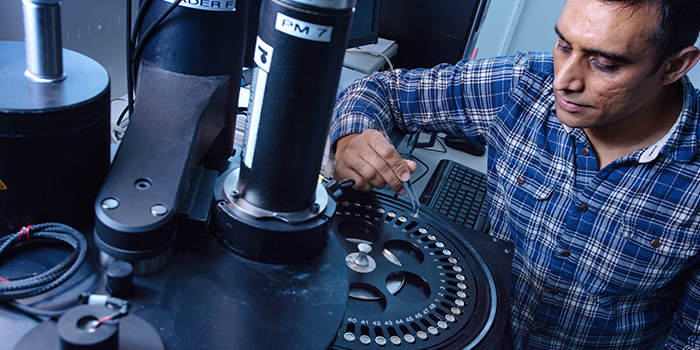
[505,0,565,55]
[475,0,564,58]
[474,0,524,58]
[476,0,699,86]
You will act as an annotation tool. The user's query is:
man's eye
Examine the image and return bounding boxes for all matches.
[591,59,618,72]
[556,43,572,54]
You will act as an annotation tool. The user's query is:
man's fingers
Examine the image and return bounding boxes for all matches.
[405,159,418,174]
[366,131,413,192]
[332,129,416,193]
[333,133,383,192]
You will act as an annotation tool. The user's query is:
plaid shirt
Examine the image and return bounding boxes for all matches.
[330,52,700,350]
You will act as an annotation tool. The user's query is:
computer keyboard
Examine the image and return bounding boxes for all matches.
[419,159,490,232]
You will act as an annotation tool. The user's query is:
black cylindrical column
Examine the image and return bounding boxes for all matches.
[238,0,353,212]
[137,0,250,167]
[213,0,353,263]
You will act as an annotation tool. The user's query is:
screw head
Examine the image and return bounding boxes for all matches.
[150,204,168,216]
[101,198,119,210]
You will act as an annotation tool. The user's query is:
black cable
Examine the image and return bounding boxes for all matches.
[121,0,172,134]
[114,103,130,141]
[0,223,87,319]
[122,0,155,128]
[131,0,180,72]
[131,0,153,47]
[126,0,134,117]
[411,154,431,185]
[127,0,153,96]
[419,136,448,153]
[7,300,64,318]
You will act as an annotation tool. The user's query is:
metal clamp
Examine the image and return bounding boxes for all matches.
[221,168,329,224]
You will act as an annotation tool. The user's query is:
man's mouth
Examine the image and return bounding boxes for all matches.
[555,93,587,113]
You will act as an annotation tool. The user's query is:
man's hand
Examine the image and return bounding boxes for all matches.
[333,129,417,194]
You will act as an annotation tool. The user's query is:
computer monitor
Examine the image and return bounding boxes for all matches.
[379,0,490,69]
[347,0,381,48]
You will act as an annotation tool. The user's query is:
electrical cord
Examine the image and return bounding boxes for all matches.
[411,154,430,185]
[0,223,87,318]
[110,97,129,143]
[126,0,134,117]
[113,0,180,143]
[420,137,447,153]
[419,135,448,153]
[125,0,156,121]
[346,47,395,71]
[131,0,180,78]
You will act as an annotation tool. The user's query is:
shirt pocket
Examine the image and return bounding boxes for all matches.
[494,154,557,242]
[622,218,700,259]
[622,216,700,269]
[578,217,700,298]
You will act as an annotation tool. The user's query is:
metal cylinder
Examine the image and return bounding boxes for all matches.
[238,0,354,212]
[22,0,65,82]
[0,42,110,235]
[1,0,109,234]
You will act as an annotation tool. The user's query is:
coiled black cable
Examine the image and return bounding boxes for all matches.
[0,223,87,318]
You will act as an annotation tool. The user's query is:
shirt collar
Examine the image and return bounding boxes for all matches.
[550,76,699,163]
[655,76,699,163]
[638,115,681,163]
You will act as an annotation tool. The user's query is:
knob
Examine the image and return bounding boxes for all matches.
[106,260,134,297]
[345,243,376,273]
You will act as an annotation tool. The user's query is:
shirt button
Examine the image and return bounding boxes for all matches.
[517,176,526,185]
[582,148,591,156]
[550,288,559,295]
[651,239,661,248]
[579,204,588,212]
[561,250,571,257]
[538,328,548,335]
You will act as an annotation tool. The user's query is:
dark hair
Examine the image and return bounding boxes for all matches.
[605,0,700,72]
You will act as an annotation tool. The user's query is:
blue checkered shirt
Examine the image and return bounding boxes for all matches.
[330,52,700,349]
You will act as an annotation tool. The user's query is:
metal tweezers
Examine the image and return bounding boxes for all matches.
[372,114,420,218]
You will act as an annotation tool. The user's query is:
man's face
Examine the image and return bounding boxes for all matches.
[553,0,666,130]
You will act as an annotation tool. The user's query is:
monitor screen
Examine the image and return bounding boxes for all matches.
[347,0,381,48]
[379,0,489,69]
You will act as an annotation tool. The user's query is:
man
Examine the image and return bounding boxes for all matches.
[329,0,700,348]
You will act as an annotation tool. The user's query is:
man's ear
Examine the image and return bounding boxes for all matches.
[659,46,700,85]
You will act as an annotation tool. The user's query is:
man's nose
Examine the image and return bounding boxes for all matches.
[554,55,585,93]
